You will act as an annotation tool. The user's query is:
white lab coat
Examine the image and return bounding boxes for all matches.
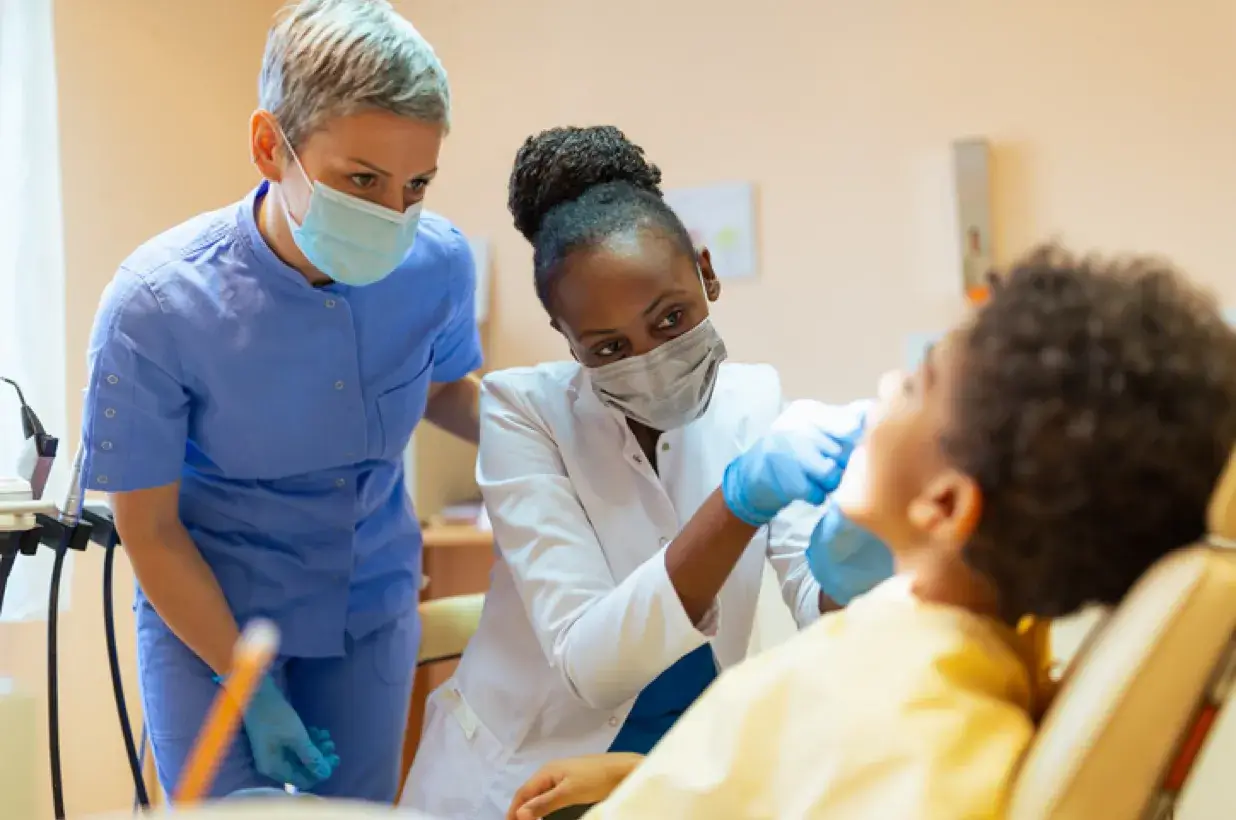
[401,361,824,820]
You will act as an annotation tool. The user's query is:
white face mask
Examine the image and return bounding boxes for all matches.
[586,317,728,431]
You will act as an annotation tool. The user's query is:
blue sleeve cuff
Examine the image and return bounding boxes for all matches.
[721,458,773,527]
[806,503,894,605]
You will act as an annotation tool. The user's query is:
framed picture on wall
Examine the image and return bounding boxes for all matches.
[663,181,758,281]
[952,138,994,305]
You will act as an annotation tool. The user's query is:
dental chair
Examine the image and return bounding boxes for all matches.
[417,592,485,666]
[1006,447,1236,819]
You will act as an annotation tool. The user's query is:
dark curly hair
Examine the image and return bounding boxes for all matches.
[945,246,1236,622]
[507,125,696,312]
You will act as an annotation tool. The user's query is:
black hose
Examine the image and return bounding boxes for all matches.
[47,538,69,820]
[104,541,150,810]
[0,548,16,616]
[134,723,149,814]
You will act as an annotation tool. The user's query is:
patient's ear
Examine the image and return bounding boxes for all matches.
[907,470,982,546]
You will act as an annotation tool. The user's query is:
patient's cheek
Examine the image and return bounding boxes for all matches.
[834,444,873,524]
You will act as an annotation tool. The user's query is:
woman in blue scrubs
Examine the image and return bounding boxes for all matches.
[80,0,480,803]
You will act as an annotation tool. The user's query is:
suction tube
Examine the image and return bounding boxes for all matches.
[102,528,150,809]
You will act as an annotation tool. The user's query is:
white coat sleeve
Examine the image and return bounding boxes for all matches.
[477,377,710,712]
[759,394,827,627]
[766,501,826,627]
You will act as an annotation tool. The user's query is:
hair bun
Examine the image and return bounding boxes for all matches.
[507,125,663,242]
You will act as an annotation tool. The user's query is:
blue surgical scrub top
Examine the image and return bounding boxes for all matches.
[81,182,482,658]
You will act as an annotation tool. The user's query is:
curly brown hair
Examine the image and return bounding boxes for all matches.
[945,246,1236,621]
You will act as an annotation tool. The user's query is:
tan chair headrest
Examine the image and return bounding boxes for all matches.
[418,593,484,664]
[1007,547,1236,819]
[1207,446,1236,541]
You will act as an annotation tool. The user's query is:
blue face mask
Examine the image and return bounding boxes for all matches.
[281,140,422,287]
[806,501,894,605]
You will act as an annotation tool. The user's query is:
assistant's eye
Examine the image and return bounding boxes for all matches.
[657,309,685,330]
[349,173,378,190]
[407,178,431,195]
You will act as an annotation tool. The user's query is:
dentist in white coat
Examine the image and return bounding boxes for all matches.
[402,126,886,820]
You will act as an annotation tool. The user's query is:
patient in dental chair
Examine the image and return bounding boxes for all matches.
[506,245,1236,820]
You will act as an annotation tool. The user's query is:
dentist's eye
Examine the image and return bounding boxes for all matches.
[657,309,684,330]
[593,340,625,358]
[350,173,378,189]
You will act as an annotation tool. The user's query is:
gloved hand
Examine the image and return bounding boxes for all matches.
[807,502,894,605]
[220,675,340,791]
[722,400,871,527]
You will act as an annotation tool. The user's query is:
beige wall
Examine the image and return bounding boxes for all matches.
[403,0,1236,403]
[0,1,281,816]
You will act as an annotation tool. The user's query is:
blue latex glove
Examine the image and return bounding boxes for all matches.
[217,675,340,790]
[722,400,871,527]
[807,502,894,605]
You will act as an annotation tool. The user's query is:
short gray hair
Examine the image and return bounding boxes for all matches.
[259,0,450,148]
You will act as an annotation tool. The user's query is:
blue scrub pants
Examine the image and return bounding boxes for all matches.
[136,601,419,802]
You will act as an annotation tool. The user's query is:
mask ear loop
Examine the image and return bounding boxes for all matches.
[274,123,315,226]
[276,124,313,186]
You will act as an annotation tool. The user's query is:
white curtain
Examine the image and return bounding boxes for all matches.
[0,0,72,621]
